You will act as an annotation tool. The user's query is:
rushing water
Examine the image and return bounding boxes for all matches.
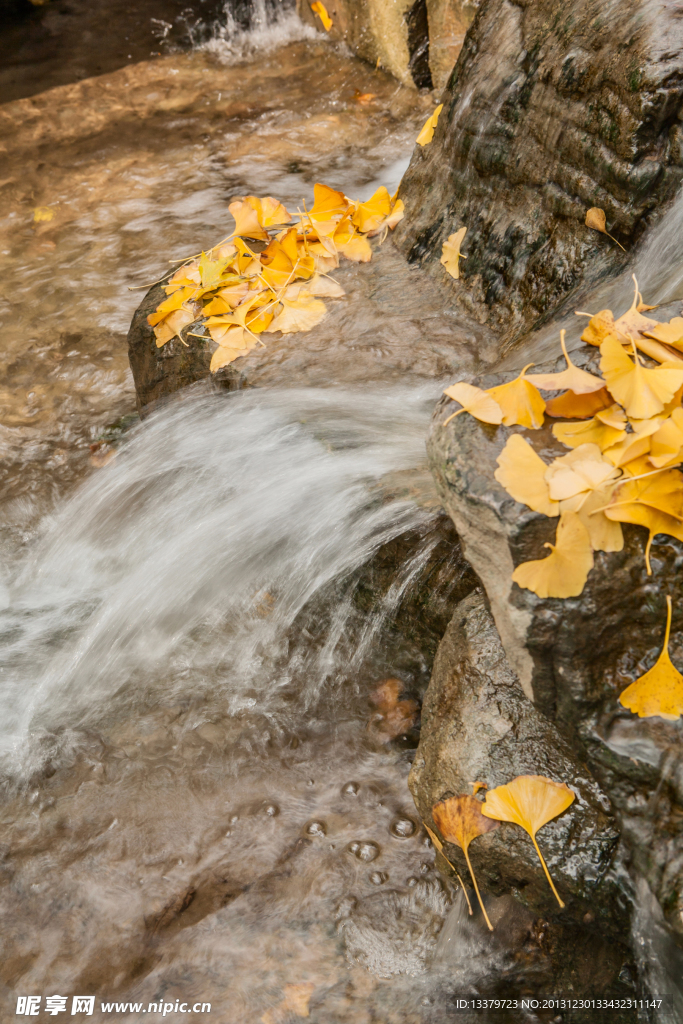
[2,3,683,1021]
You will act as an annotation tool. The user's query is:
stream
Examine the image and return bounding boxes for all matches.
[1,3,682,1022]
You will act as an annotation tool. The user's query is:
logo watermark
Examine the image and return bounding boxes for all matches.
[16,997,211,1016]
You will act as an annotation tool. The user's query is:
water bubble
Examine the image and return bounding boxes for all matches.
[390,816,416,838]
[341,782,359,796]
[407,876,418,887]
[305,820,327,837]
[370,871,387,885]
[419,862,430,875]
[348,841,380,862]
[230,815,239,824]
[263,803,279,817]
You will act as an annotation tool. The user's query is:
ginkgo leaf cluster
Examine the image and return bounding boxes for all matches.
[147,182,404,369]
[428,775,575,928]
[441,276,683,719]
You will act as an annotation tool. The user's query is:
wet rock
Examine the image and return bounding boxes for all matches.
[395,0,683,349]
[427,378,683,944]
[410,590,622,925]
[296,0,473,90]
[127,247,497,416]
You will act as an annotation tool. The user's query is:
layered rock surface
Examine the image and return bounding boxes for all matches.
[423,356,683,949]
[395,0,683,350]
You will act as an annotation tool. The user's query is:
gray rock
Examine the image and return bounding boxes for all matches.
[426,377,683,944]
[409,590,622,925]
[394,0,683,349]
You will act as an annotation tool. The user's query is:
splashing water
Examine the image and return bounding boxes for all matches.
[198,0,317,61]
[0,385,440,763]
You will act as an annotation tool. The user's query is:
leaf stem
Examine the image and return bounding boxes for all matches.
[443,407,466,427]
[531,834,564,908]
[463,846,494,930]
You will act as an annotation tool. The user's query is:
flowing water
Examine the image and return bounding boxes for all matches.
[2,4,683,1021]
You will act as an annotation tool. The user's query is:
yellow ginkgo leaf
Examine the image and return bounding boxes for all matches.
[432,796,499,931]
[613,276,659,341]
[284,274,344,299]
[511,511,593,598]
[619,596,683,720]
[494,434,559,517]
[267,293,327,334]
[422,823,472,915]
[600,335,683,419]
[308,183,350,222]
[148,286,198,327]
[649,408,683,468]
[602,473,683,573]
[351,186,392,234]
[208,327,259,371]
[228,199,270,241]
[579,310,617,347]
[585,207,626,250]
[487,364,546,429]
[644,317,683,351]
[526,330,606,394]
[601,418,660,468]
[416,103,443,146]
[311,0,332,30]
[442,381,503,426]
[164,261,201,294]
[482,775,575,907]
[202,281,250,314]
[33,206,54,222]
[257,196,292,227]
[552,406,627,451]
[545,387,612,419]
[153,307,195,348]
[562,485,623,553]
[544,444,620,502]
[440,227,467,280]
[337,232,372,262]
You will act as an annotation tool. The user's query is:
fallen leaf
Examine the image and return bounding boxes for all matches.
[432,796,499,930]
[353,89,377,106]
[544,387,613,419]
[351,187,392,233]
[603,472,683,573]
[368,678,418,742]
[487,364,546,429]
[649,408,683,468]
[511,511,593,598]
[267,292,327,334]
[260,228,315,290]
[33,206,54,222]
[208,327,259,371]
[566,486,624,553]
[619,596,683,720]
[585,207,626,250]
[422,823,473,915]
[544,444,621,502]
[416,104,443,146]
[228,198,270,241]
[600,335,683,419]
[308,183,350,222]
[442,381,503,426]
[644,317,683,351]
[552,404,627,451]
[613,277,659,340]
[440,227,467,280]
[202,281,250,314]
[285,274,344,299]
[337,232,372,262]
[601,418,661,468]
[311,0,332,30]
[482,775,575,907]
[494,434,559,517]
[261,982,316,1024]
[579,309,617,347]
[153,307,195,348]
[526,330,606,394]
